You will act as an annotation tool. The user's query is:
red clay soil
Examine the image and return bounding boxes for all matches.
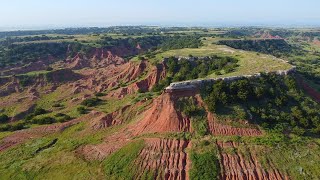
[217,141,288,180]
[298,77,320,103]
[313,38,320,47]
[108,62,166,98]
[207,112,262,136]
[255,31,282,39]
[0,111,100,152]
[65,53,90,70]
[79,91,262,160]
[78,93,193,160]
[135,138,190,180]
[89,105,130,130]
[132,93,191,135]
[66,50,126,70]
[71,60,147,94]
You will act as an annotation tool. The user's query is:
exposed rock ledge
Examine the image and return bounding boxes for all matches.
[165,67,296,92]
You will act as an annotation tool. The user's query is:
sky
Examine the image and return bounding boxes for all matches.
[0,0,320,29]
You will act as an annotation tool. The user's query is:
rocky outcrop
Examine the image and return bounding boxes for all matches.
[165,67,296,92]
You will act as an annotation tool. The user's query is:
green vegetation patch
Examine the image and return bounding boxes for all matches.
[81,97,102,107]
[201,74,320,136]
[104,140,145,179]
[176,97,208,136]
[189,139,220,180]
[217,39,295,57]
[152,55,239,92]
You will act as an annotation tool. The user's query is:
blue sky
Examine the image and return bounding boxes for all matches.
[1,0,320,28]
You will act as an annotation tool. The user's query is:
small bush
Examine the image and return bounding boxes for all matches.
[34,108,47,116]
[0,114,9,123]
[52,103,63,108]
[33,117,56,125]
[55,113,72,122]
[81,97,102,107]
[189,150,220,180]
[95,92,106,97]
[77,106,88,114]
[137,56,145,60]
[0,122,26,132]
[46,67,53,71]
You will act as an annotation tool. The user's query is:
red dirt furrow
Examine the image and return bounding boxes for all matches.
[193,95,262,137]
[135,138,190,180]
[207,111,262,137]
[217,141,288,180]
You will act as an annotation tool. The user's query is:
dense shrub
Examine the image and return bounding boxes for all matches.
[77,106,88,114]
[189,151,220,180]
[33,108,47,116]
[0,122,26,132]
[0,114,9,123]
[33,117,56,125]
[54,113,72,123]
[152,56,238,92]
[95,92,106,97]
[217,39,294,57]
[201,74,320,136]
[81,97,102,107]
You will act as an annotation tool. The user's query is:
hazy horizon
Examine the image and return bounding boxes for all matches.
[1,0,320,31]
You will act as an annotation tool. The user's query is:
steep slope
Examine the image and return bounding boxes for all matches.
[135,138,190,180]
[133,93,191,134]
[218,141,288,180]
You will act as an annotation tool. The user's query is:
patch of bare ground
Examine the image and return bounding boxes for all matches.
[135,138,190,180]
[217,141,289,180]
[70,60,151,95]
[132,93,191,135]
[108,61,166,98]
